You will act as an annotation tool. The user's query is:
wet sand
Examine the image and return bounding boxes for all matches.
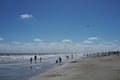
[29,55,120,80]
[0,62,57,80]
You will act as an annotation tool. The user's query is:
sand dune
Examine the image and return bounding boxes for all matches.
[29,55,120,80]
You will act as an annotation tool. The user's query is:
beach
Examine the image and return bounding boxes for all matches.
[29,55,120,80]
[0,54,81,80]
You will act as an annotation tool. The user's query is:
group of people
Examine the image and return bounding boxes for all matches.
[83,51,120,57]
[30,55,42,64]
[30,54,74,64]
[56,57,62,63]
[65,54,73,60]
[56,54,74,64]
[95,51,120,57]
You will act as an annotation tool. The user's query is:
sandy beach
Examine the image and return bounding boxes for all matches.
[29,55,120,80]
[0,53,80,80]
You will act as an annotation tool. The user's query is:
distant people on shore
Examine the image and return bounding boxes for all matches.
[59,57,62,63]
[66,55,69,60]
[34,55,37,63]
[56,57,62,63]
[40,57,42,62]
[30,57,32,64]
[71,54,73,59]
[56,59,58,63]
[84,51,120,57]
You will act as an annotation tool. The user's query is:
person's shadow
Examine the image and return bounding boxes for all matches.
[30,66,32,69]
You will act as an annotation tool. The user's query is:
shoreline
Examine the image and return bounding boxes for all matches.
[29,55,120,80]
[0,53,78,80]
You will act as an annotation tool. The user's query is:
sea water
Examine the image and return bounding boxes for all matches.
[0,53,82,80]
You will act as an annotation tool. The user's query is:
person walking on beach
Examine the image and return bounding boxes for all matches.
[30,57,32,64]
[59,57,62,63]
[65,55,69,60]
[40,57,42,62]
[34,55,37,63]
[56,59,58,63]
[71,54,73,59]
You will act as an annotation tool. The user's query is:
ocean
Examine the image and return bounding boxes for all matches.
[0,53,82,80]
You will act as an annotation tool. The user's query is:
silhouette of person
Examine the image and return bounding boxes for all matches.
[30,57,32,64]
[30,66,32,69]
[66,55,69,60]
[34,55,37,63]
[71,55,73,59]
[59,57,62,63]
[40,57,42,62]
[56,59,58,63]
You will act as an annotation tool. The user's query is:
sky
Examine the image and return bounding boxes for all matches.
[0,0,120,53]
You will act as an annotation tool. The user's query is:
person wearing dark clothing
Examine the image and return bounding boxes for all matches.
[34,55,37,63]
[65,55,69,60]
[59,57,62,63]
[56,59,58,63]
[71,55,73,59]
[30,57,32,64]
[40,57,42,62]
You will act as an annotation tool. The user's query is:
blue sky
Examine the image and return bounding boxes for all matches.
[0,0,120,53]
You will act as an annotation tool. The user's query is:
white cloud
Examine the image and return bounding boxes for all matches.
[0,42,120,53]
[62,39,73,44]
[113,40,119,42]
[83,40,93,44]
[83,37,100,44]
[0,37,4,41]
[34,38,42,42]
[49,42,61,45]
[88,37,99,41]
[12,41,21,44]
[102,41,115,45]
[21,14,33,19]
[0,37,120,54]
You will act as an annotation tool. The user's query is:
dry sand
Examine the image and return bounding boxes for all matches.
[29,55,120,80]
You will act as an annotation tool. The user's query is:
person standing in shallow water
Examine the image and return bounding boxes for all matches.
[71,54,73,59]
[34,55,37,63]
[30,57,32,64]
[40,57,42,62]
[56,59,58,63]
[66,55,69,60]
[59,57,62,63]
